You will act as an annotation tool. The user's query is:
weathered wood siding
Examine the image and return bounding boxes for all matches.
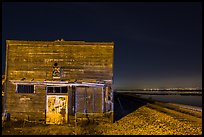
[5,40,114,121]
[6,83,46,121]
[6,40,114,81]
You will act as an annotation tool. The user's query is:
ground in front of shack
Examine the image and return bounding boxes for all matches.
[2,104,202,135]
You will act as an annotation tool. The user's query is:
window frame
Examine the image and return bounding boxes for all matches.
[16,84,35,94]
[47,86,68,94]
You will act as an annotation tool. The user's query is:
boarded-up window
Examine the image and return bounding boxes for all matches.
[17,85,34,93]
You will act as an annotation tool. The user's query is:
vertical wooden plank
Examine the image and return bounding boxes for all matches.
[75,86,77,113]
[102,87,104,113]
[45,86,47,125]
[67,86,69,124]
[84,87,87,113]
[92,88,95,113]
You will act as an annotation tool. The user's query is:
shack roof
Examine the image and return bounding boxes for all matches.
[6,40,114,46]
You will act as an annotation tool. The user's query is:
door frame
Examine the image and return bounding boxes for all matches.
[45,85,69,124]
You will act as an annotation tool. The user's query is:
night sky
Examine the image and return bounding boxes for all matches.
[2,2,202,89]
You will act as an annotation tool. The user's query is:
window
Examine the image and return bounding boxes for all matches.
[47,86,68,93]
[52,63,61,79]
[17,85,34,93]
[61,87,68,93]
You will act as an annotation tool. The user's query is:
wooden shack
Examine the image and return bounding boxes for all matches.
[4,39,114,124]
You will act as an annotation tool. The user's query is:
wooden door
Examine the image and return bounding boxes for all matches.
[46,95,68,124]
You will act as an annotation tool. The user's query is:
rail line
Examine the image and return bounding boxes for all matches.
[114,92,202,124]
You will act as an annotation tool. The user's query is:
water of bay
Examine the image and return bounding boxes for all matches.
[118,91,202,107]
[139,94,202,107]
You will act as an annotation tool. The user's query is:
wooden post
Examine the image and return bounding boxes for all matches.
[93,88,95,113]
[112,91,115,123]
[67,86,69,124]
[74,112,77,135]
[45,86,47,125]
[102,87,104,113]
[75,112,77,126]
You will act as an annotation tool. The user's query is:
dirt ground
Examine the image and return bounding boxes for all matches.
[2,104,202,135]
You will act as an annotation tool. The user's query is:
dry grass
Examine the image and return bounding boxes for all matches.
[2,121,76,135]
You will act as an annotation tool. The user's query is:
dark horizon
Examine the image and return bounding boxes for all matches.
[2,2,202,89]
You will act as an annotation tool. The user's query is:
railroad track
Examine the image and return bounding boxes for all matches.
[114,93,202,124]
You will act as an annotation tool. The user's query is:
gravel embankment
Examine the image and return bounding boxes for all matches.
[92,93,202,135]
[95,105,202,135]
